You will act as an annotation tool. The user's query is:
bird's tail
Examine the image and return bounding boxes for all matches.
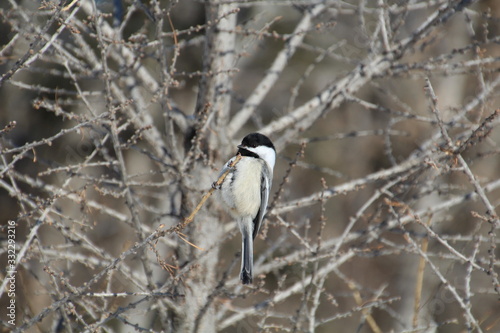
[240,219,254,284]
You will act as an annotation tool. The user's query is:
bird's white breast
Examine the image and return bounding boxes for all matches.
[220,157,264,218]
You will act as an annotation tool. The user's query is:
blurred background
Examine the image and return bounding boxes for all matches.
[1,0,500,332]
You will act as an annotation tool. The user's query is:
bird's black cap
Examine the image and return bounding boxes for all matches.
[239,133,275,150]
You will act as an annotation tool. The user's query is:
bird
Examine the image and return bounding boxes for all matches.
[217,133,276,284]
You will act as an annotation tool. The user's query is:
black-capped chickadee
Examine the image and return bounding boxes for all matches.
[218,133,276,284]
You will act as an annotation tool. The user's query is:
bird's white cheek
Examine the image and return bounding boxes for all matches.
[247,146,276,170]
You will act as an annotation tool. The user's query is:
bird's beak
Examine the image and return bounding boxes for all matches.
[237,145,245,149]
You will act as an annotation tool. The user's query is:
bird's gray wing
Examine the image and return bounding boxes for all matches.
[252,163,272,240]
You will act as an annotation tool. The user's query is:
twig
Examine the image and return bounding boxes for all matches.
[412,216,432,328]
[400,227,484,333]
[346,279,383,333]
[173,153,242,232]
[424,77,454,149]
[228,4,326,136]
